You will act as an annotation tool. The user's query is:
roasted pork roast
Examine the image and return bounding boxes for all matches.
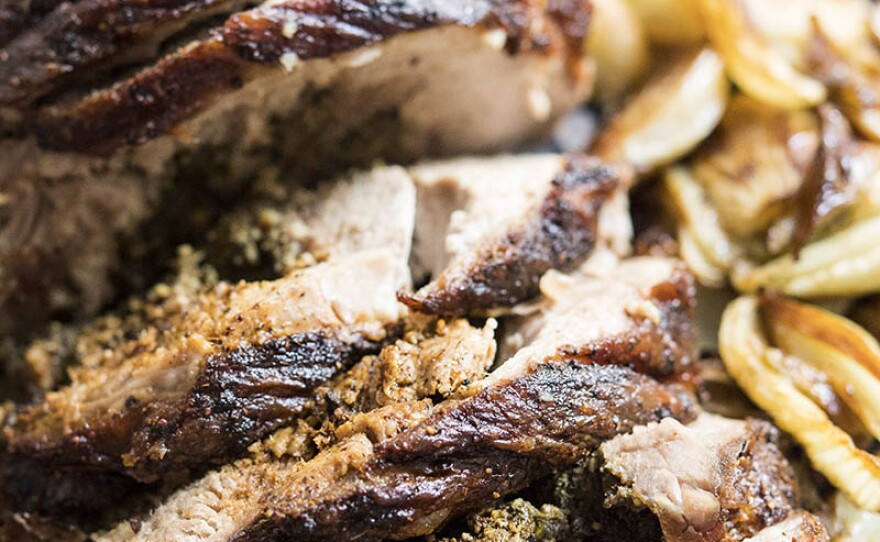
[0,0,595,341]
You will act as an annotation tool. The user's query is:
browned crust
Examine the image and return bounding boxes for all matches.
[234,363,697,542]
[546,265,698,381]
[30,0,590,154]
[0,0,251,107]
[1,330,390,516]
[718,419,799,541]
[398,156,620,316]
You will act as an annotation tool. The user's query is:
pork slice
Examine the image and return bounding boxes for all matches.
[0,0,593,341]
[210,164,415,284]
[599,414,825,542]
[31,0,593,155]
[99,257,698,542]
[1,250,401,516]
[400,154,627,316]
[0,0,254,107]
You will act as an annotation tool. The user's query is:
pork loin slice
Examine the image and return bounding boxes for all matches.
[599,414,827,542]
[31,0,593,155]
[400,154,625,316]
[98,257,698,542]
[210,164,415,284]
[1,250,402,515]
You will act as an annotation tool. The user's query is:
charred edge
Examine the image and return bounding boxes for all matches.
[30,0,448,154]
[719,419,798,540]
[594,418,798,541]
[557,265,699,380]
[0,455,141,523]
[32,41,244,154]
[217,0,462,65]
[124,329,390,482]
[235,363,697,542]
[545,0,592,77]
[379,359,698,466]
[235,456,542,542]
[398,157,620,316]
[0,0,250,106]
[3,329,389,515]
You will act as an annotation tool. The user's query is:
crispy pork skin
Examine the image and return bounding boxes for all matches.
[0,0,593,342]
[400,154,625,316]
[97,257,698,542]
[598,414,826,542]
[1,251,402,515]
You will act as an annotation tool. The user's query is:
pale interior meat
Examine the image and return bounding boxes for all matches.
[744,512,829,542]
[212,164,416,285]
[408,154,568,281]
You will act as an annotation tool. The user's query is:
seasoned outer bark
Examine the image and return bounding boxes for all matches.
[1,252,401,514]
[0,0,253,107]
[399,155,622,316]
[31,0,591,154]
[322,319,498,419]
[236,364,696,542]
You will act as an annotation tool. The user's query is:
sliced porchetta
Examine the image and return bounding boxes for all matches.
[96,257,699,542]
[0,0,594,341]
[595,414,829,542]
[400,153,630,316]
[1,250,402,517]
